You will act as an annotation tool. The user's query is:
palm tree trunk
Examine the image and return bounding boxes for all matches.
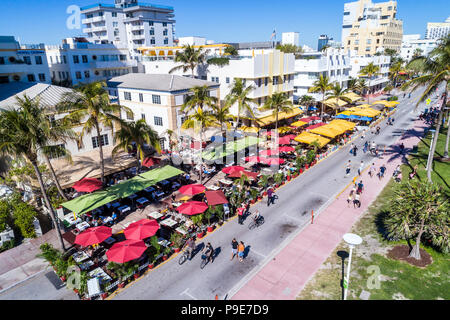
[275,111,279,131]
[30,158,66,251]
[199,130,204,184]
[444,111,450,159]
[321,93,325,119]
[368,79,371,104]
[427,90,447,182]
[95,122,105,183]
[408,217,425,260]
[43,154,68,201]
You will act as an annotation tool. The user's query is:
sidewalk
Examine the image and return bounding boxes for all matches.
[231,118,428,300]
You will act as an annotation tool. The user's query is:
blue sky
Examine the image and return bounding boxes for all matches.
[1,0,449,48]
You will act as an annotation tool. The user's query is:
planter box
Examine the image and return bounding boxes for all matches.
[287,176,291,181]
[162,255,168,261]
[118,282,125,289]
[207,226,214,233]
[305,164,309,169]
[148,264,154,270]
[174,248,180,253]
[250,199,256,204]
[101,293,108,300]
[197,232,205,238]
[263,191,267,196]
[133,273,140,280]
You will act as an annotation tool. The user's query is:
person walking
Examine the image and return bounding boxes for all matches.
[185,237,196,261]
[347,192,354,208]
[363,141,369,154]
[345,160,352,176]
[358,161,364,176]
[267,187,274,207]
[369,163,376,178]
[352,144,358,157]
[237,206,245,225]
[376,126,381,135]
[353,193,361,208]
[231,238,238,261]
[357,180,364,194]
[238,241,245,262]
[378,164,387,180]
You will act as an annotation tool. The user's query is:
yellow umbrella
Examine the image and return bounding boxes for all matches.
[291,121,308,128]
[294,132,330,148]
[278,126,293,134]
[385,101,400,108]
[372,100,390,106]
[239,126,260,133]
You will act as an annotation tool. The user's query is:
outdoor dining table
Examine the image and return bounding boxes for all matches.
[117,205,131,214]
[103,237,116,245]
[88,267,112,282]
[63,213,82,227]
[159,180,170,186]
[172,202,182,207]
[110,202,121,209]
[128,194,138,201]
[160,218,178,228]
[171,182,181,190]
[147,211,164,220]
[175,226,188,235]
[79,260,95,271]
[92,208,103,216]
[72,251,90,263]
[144,187,156,193]
[102,216,113,224]
[219,179,233,186]
[158,238,171,247]
[76,222,91,232]
[154,191,165,198]
[136,197,149,206]
[207,185,220,191]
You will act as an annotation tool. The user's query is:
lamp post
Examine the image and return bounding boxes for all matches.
[343,233,362,300]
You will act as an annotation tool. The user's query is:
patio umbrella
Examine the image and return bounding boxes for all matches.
[228,170,259,180]
[336,114,350,119]
[278,146,295,153]
[177,201,209,215]
[106,239,147,263]
[259,149,280,156]
[72,178,103,193]
[222,166,245,175]
[178,184,206,196]
[205,190,228,206]
[359,116,373,121]
[124,219,160,240]
[142,157,160,168]
[279,136,294,145]
[75,226,112,247]
[262,157,285,165]
[245,156,265,163]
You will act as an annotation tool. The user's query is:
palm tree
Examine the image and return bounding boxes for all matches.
[164,129,177,154]
[260,92,294,131]
[308,75,332,119]
[325,83,352,113]
[346,77,359,93]
[357,79,369,99]
[389,61,406,88]
[182,107,216,184]
[182,85,218,114]
[112,119,161,169]
[402,35,450,174]
[210,103,234,134]
[0,97,66,250]
[169,44,207,78]
[359,62,381,104]
[224,79,255,131]
[58,82,131,183]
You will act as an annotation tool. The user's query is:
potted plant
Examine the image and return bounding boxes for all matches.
[192,214,205,238]
[170,232,183,253]
[274,173,284,188]
[107,262,127,288]
[204,208,214,233]
[215,205,224,226]
[258,175,269,195]
[162,247,172,261]
[249,188,259,204]
[149,236,161,266]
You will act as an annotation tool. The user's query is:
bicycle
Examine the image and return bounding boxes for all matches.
[248,216,265,230]
[178,248,191,265]
[200,252,213,269]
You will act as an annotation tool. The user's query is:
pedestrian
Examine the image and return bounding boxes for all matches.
[238,241,245,262]
[376,126,381,135]
[353,193,361,208]
[393,164,401,177]
[345,160,352,176]
[347,192,354,208]
[379,164,386,180]
[230,238,238,261]
[363,141,369,154]
[237,206,245,225]
[352,145,358,157]
[350,143,355,155]
[267,187,274,207]
[357,180,364,194]
[369,163,376,178]
[358,161,364,176]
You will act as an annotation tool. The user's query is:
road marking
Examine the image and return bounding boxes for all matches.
[180,288,198,300]
[249,249,267,258]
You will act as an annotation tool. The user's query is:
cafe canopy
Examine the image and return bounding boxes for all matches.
[328,119,356,131]
[294,132,330,148]
[239,126,260,133]
[385,101,400,108]
[62,165,184,215]
[342,92,363,103]
[350,108,381,117]
[310,125,344,138]
[321,98,349,109]
[290,120,309,128]
[255,108,303,126]
[202,136,261,161]
[372,100,390,106]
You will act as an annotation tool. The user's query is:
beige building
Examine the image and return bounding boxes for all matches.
[342,0,403,56]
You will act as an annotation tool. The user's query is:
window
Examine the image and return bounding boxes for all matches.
[163,29,168,36]
[27,74,36,82]
[82,55,88,63]
[73,55,79,64]
[149,28,154,35]
[113,22,118,27]
[23,56,31,65]
[35,56,43,64]
[63,55,67,64]
[163,22,167,27]
[114,30,120,36]
[150,38,156,45]
[139,93,143,102]
[112,12,117,17]
[48,144,66,160]
[257,78,262,87]
[58,71,62,79]
[367,39,372,44]
[120,55,127,61]
[98,11,103,16]
[226,77,230,84]
[92,134,109,149]
[149,21,153,26]
[215,77,219,83]
[84,70,90,78]
[152,95,161,104]
[348,40,351,45]
[38,73,46,82]
[273,76,279,85]
[124,92,131,100]
[164,38,169,45]
[126,111,134,120]
[141,113,146,120]
[343,11,350,15]
[265,77,268,86]
[0,57,4,65]
[154,116,163,126]
[75,71,82,79]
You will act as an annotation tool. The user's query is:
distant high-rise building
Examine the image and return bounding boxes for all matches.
[342,0,403,56]
[81,0,175,60]
[425,16,450,40]
[318,35,331,51]
[282,32,300,47]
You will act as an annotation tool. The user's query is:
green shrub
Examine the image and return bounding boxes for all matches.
[0,239,15,252]
[38,243,62,265]
[0,200,11,232]
[12,201,37,238]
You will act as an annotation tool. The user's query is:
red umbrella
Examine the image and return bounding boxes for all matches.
[279,136,294,145]
[106,239,147,263]
[124,219,160,240]
[263,157,285,165]
[222,166,245,175]
[205,190,228,206]
[245,156,265,163]
[178,184,206,196]
[278,146,295,153]
[228,170,259,180]
[142,157,160,168]
[259,149,280,156]
[177,201,209,215]
[73,178,103,193]
[261,130,278,136]
[75,226,112,246]
[306,123,326,130]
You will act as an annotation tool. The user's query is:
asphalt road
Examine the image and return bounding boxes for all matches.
[0,88,433,300]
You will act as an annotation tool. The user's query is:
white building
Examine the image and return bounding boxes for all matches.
[282,32,300,47]
[293,48,352,101]
[400,34,438,61]
[81,0,175,60]
[45,37,137,86]
[0,36,51,84]
[178,37,207,46]
[349,53,390,93]
[105,73,220,148]
[140,46,296,120]
[425,17,450,40]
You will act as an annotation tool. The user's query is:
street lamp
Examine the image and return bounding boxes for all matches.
[343,233,363,300]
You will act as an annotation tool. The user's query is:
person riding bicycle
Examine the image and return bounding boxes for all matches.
[184,237,196,260]
[203,242,214,263]
[252,210,261,223]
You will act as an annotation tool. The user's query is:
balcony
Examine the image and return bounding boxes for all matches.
[93,60,137,69]
[91,26,107,33]
[131,33,146,40]
[82,16,105,24]
[131,25,144,31]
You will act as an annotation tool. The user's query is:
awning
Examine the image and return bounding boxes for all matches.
[372,100,390,106]
[239,126,260,133]
[328,119,357,131]
[290,120,308,128]
[255,108,303,126]
[385,101,400,108]
[350,108,381,117]
[202,136,261,161]
[305,123,326,130]
[342,92,363,103]
[310,126,345,138]
[61,165,184,215]
[294,132,330,148]
[321,98,349,109]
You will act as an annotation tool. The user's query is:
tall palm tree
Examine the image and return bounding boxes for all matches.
[359,62,381,104]
[182,107,216,184]
[389,61,406,88]
[0,97,66,250]
[210,103,234,135]
[58,82,131,183]
[309,74,332,119]
[357,79,369,99]
[402,35,450,177]
[169,44,207,78]
[182,85,218,114]
[260,92,294,131]
[346,77,360,93]
[298,95,315,109]
[112,119,161,169]
[164,129,177,154]
[325,83,352,113]
[224,78,255,131]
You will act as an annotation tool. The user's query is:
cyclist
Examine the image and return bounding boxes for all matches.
[203,242,214,263]
[251,210,261,223]
[184,237,196,260]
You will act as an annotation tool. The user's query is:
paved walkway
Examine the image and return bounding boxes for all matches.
[231,118,428,300]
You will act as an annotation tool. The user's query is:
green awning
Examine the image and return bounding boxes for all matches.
[61,165,184,215]
[202,136,261,161]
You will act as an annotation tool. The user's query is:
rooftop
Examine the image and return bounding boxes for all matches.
[106,74,218,92]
